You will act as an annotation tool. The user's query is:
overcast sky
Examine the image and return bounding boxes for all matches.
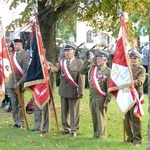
[0,1,26,28]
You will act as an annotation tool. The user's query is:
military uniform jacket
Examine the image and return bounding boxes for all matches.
[80,61,111,103]
[59,58,85,98]
[132,65,146,96]
[10,49,29,88]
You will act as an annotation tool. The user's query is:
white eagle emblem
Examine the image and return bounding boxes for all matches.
[35,87,48,97]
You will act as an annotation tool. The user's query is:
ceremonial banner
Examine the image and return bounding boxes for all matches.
[0,19,12,101]
[108,13,136,115]
[24,22,50,109]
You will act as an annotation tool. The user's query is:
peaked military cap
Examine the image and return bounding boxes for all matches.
[13,39,23,43]
[129,50,141,58]
[64,44,76,51]
[96,51,108,58]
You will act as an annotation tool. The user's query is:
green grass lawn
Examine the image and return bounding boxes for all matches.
[0,88,148,150]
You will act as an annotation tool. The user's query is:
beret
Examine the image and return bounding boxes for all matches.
[129,50,141,58]
[64,44,76,51]
[96,51,108,58]
[13,39,23,43]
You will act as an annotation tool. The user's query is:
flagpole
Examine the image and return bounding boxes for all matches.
[16,87,29,130]
[121,13,127,142]
[123,115,125,142]
[121,12,133,142]
[48,77,60,134]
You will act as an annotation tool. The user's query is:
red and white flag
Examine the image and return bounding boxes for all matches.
[24,22,50,109]
[0,19,12,101]
[108,13,138,115]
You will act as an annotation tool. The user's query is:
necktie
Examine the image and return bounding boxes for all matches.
[67,60,70,66]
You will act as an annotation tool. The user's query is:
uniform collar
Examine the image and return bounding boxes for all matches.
[68,57,74,64]
[15,49,23,54]
[131,65,138,70]
[98,65,106,71]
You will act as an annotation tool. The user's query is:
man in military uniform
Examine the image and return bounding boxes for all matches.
[138,43,149,73]
[79,42,89,62]
[58,44,85,138]
[31,52,58,134]
[80,51,111,139]
[92,44,101,55]
[57,41,66,61]
[10,39,29,128]
[31,100,50,134]
[125,50,146,147]
[86,44,100,63]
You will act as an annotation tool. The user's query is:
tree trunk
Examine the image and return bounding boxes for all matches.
[37,1,80,65]
[41,22,57,65]
[38,2,58,65]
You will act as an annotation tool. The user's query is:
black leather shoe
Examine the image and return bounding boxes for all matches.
[41,131,48,134]
[1,103,5,108]
[16,125,23,129]
[70,133,76,138]
[125,139,133,143]
[13,124,23,129]
[61,131,70,135]
[13,124,18,128]
[30,128,40,132]
[6,106,12,112]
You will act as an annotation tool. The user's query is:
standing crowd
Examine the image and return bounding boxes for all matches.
[1,39,147,147]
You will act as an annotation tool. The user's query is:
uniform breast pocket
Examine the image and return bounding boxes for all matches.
[69,66,78,72]
[70,68,79,79]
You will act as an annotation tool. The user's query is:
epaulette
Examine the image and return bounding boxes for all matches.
[106,66,111,71]
[138,66,144,69]
[77,59,84,63]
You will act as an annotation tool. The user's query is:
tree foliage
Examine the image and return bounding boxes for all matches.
[6,0,150,63]
[56,18,76,42]
[7,0,150,36]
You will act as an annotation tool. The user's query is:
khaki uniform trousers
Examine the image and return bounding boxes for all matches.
[33,101,50,132]
[90,97,106,138]
[125,104,142,144]
[9,88,24,126]
[61,97,80,133]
